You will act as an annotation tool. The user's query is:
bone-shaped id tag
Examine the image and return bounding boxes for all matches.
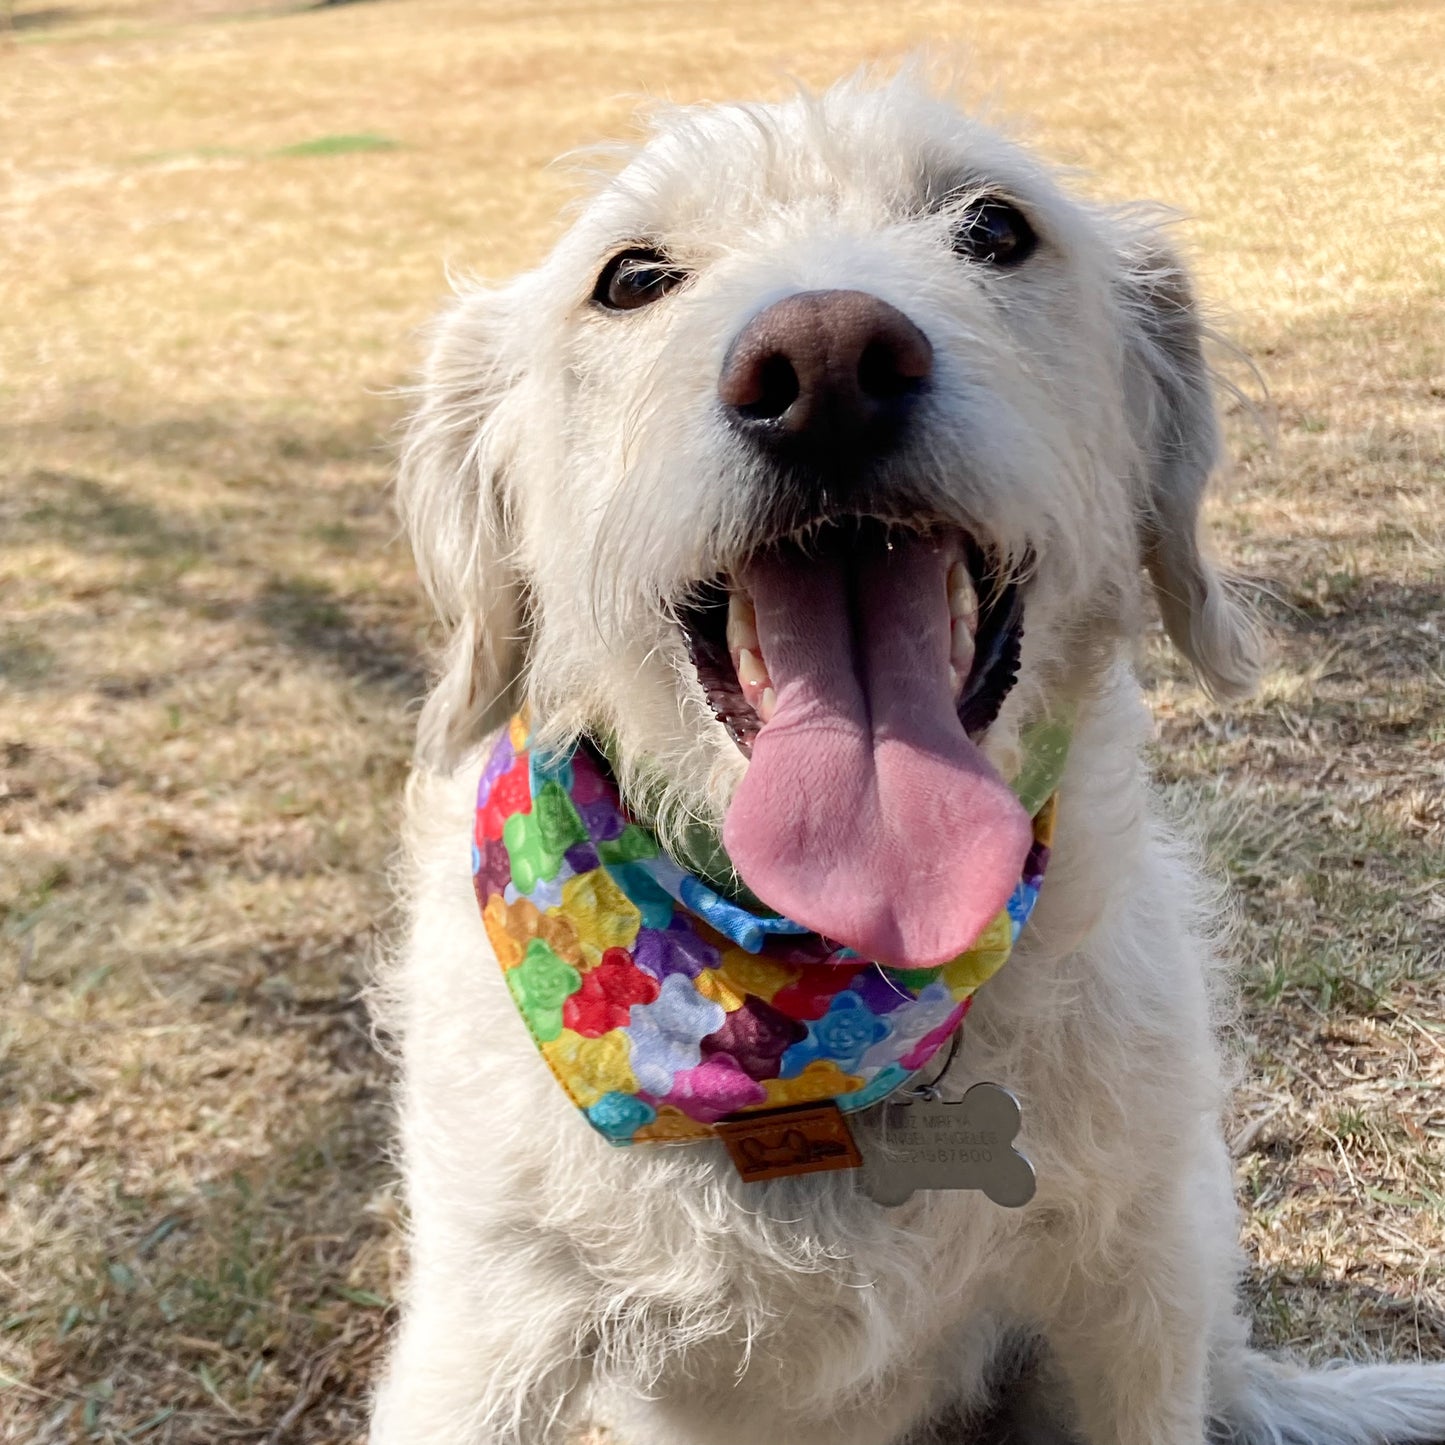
[858,1081,1036,1208]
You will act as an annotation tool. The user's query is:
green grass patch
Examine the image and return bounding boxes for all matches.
[0,636,57,688]
[271,132,398,158]
[128,135,400,169]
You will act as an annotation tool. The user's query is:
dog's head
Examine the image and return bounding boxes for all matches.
[400,73,1258,968]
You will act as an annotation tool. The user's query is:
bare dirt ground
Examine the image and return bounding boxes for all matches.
[1,0,1441,1439]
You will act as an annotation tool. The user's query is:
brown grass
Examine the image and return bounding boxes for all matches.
[1,0,1442,1439]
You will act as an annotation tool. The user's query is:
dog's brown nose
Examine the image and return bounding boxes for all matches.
[719,290,932,469]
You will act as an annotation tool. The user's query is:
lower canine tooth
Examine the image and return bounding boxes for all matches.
[759,686,777,723]
[735,647,772,709]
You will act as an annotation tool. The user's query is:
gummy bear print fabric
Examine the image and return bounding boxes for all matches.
[474,715,1062,1147]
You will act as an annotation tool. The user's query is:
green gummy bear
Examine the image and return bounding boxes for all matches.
[886,967,943,991]
[597,823,659,866]
[534,778,588,854]
[506,937,581,1043]
[503,810,563,894]
[1012,713,1074,818]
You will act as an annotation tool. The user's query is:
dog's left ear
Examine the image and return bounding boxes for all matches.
[1118,239,1261,699]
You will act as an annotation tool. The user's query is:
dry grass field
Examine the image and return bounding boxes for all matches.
[1,0,1442,1439]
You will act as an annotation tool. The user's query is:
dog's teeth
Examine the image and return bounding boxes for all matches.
[759,686,777,724]
[947,562,977,693]
[726,591,759,653]
[734,647,772,711]
[736,647,768,689]
[950,619,976,687]
[947,562,978,633]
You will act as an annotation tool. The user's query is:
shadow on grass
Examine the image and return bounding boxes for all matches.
[21,978,397,1441]
[257,572,427,697]
[6,0,373,45]
[18,468,210,560]
[5,5,86,31]
[2,452,428,702]
[1142,567,1445,709]
[10,407,389,471]
[1243,1266,1445,1361]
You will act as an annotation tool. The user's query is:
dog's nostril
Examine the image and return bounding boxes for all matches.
[720,290,933,462]
[858,339,921,402]
[736,352,801,422]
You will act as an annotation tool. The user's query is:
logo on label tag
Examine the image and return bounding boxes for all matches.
[716,1102,863,1182]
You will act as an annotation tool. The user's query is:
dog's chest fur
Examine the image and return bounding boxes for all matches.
[387,674,1231,1440]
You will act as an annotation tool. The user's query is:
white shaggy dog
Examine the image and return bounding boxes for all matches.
[370,73,1445,1445]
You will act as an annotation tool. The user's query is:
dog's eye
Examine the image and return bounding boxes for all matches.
[593,247,688,311]
[951,200,1038,267]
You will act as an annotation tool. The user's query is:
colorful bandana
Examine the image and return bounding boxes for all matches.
[473,715,1067,1147]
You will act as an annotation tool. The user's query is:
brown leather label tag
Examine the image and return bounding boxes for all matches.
[715,1102,863,1183]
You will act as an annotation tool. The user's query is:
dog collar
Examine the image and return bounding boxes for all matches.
[473,715,1068,1147]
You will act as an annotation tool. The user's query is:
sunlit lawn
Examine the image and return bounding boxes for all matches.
[1,0,1442,1438]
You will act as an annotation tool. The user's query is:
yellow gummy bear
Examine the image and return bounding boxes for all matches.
[561,870,641,963]
[714,950,799,1003]
[633,1105,714,1144]
[755,1059,864,1109]
[1033,793,1058,848]
[941,910,1014,997]
[542,1029,638,1108]
[694,968,746,1012]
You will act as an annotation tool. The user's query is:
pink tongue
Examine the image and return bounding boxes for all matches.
[722,532,1032,969]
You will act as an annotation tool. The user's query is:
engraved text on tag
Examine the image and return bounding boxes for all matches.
[859,1081,1035,1208]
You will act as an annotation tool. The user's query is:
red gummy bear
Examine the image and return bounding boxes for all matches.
[563,948,661,1038]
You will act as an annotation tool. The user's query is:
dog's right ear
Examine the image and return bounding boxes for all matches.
[399,283,526,768]
[1118,238,1263,700]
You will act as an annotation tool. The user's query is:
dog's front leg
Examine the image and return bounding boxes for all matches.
[1027,1171,1231,1445]
[369,1239,591,1445]
[1047,1288,1206,1445]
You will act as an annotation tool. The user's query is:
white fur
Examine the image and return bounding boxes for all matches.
[370,73,1445,1445]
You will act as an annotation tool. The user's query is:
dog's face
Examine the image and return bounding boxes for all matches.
[402,75,1258,966]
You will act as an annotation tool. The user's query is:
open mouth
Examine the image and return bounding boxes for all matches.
[674,516,1035,972]
[679,519,1024,757]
